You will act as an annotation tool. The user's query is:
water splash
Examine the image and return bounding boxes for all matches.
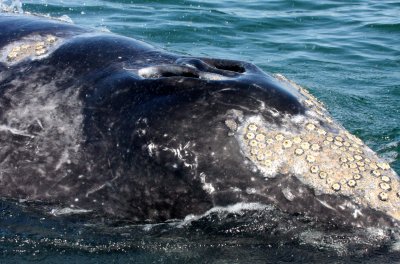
[0,0,23,13]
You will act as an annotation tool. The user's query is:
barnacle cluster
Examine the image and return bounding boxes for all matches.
[233,74,400,220]
[2,34,58,64]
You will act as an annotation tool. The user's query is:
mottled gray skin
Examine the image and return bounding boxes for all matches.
[0,14,397,232]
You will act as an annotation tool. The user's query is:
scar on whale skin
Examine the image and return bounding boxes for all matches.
[231,74,400,221]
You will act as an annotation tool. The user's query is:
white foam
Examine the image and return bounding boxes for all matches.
[178,202,272,227]
[0,0,23,13]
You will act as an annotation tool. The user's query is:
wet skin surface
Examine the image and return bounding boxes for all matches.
[0,14,399,229]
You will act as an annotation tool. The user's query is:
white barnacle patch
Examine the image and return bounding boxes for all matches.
[1,34,62,65]
[233,74,400,221]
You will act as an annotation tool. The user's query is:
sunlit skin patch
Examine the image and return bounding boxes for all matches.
[236,76,400,221]
[2,34,60,64]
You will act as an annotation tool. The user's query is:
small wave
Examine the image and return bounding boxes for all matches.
[178,202,273,227]
[363,23,400,32]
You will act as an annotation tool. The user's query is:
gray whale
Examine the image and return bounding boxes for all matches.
[0,14,399,231]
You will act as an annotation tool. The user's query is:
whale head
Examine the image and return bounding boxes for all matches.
[92,55,400,226]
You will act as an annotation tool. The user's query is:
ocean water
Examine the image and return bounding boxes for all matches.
[1,0,399,263]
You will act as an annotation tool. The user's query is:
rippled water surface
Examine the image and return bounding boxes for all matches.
[1,0,400,263]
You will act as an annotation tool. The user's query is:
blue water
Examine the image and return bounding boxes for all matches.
[1,0,400,263]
